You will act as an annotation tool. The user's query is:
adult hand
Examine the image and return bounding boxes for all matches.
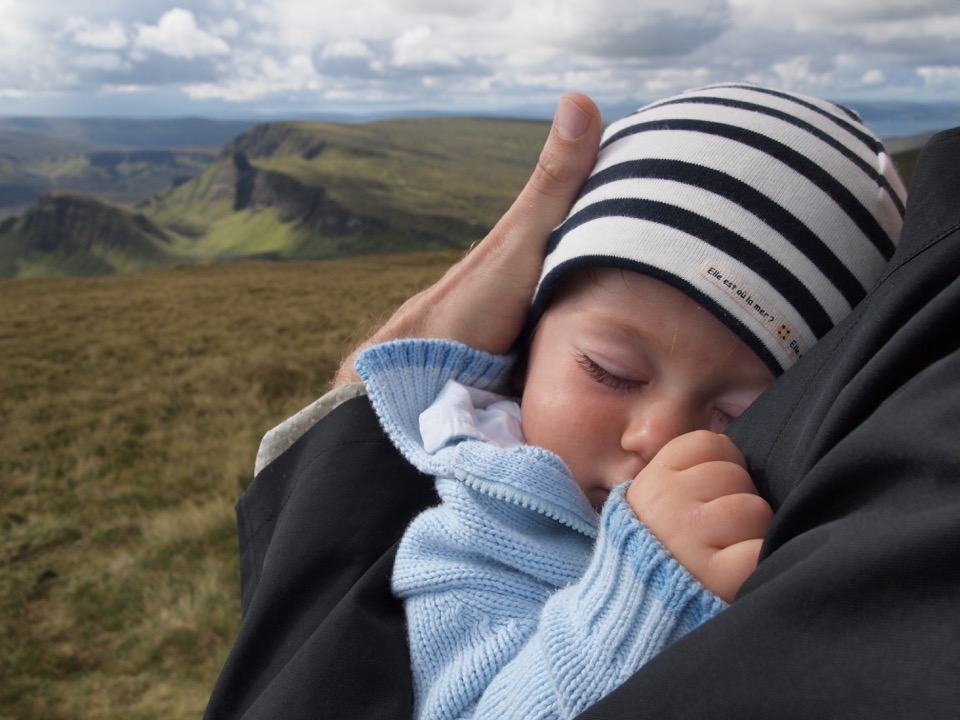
[625,431,773,603]
[333,93,602,387]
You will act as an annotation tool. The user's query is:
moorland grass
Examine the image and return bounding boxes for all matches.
[0,251,459,719]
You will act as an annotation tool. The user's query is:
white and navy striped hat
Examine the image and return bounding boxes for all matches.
[530,83,907,375]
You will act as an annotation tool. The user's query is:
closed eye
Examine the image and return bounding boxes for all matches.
[711,407,737,432]
[574,352,643,392]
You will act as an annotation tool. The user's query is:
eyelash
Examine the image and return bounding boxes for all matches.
[575,352,641,392]
[712,408,736,430]
[575,351,740,429]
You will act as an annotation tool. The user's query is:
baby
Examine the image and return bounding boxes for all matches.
[356,82,905,719]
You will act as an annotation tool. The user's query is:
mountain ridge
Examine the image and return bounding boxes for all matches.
[0,116,256,150]
[0,192,175,277]
[0,112,941,279]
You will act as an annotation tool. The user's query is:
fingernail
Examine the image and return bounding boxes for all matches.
[555,96,589,140]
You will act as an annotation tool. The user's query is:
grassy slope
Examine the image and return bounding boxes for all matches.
[146,117,550,261]
[314,116,550,225]
[0,252,459,719]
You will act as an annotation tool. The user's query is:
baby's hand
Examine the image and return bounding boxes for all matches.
[625,430,772,603]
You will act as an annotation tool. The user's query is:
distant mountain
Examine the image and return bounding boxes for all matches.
[0,116,258,217]
[848,100,960,138]
[139,117,547,264]
[0,116,256,149]
[0,192,175,277]
[0,118,245,217]
[0,112,937,280]
[0,143,218,216]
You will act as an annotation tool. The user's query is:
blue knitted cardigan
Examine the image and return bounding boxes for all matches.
[356,339,726,720]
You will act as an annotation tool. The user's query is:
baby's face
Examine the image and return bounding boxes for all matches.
[520,268,774,510]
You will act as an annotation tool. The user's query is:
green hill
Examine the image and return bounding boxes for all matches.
[0,133,218,218]
[144,116,550,262]
[0,117,246,218]
[0,116,549,277]
[0,192,176,278]
[0,114,929,279]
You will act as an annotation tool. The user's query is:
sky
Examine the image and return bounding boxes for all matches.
[0,0,958,121]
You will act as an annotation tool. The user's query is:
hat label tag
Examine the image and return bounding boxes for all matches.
[701,261,805,359]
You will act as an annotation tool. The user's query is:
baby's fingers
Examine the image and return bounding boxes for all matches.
[696,492,773,548]
[682,459,759,503]
[705,538,765,603]
[652,430,746,472]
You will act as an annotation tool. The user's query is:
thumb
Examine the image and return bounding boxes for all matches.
[450,93,600,353]
[484,93,602,257]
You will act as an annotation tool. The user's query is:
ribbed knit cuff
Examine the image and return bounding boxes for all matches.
[356,339,514,466]
[537,485,726,716]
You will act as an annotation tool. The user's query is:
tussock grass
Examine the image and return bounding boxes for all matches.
[0,252,459,719]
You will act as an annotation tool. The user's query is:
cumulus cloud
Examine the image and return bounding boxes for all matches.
[0,0,956,116]
[754,0,952,27]
[918,66,960,87]
[72,52,130,73]
[312,24,490,92]
[184,51,320,101]
[858,14,960,49]
[553,2,732,59]
[582,14,729,59]
[66,17,129,49]
[132,8,231,60]
[392,26,462,68]
[314,39,380,78]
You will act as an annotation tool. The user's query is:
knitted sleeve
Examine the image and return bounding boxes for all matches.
[395,483,726,720]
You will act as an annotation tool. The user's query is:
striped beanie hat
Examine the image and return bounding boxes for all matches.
[530,82,907,375]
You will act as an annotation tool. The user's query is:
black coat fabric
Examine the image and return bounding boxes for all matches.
[205,127,960,719]
[204,396,437,720]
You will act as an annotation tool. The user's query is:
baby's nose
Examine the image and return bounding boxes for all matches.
[620,402,699,464]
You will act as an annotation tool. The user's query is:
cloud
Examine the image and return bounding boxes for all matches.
[394,0,488,15]
[132,8,231,60]
[391,26,462,69]
[0,2,72,92]
[314,39,379,78]
[765,0,952,26]
[303,0,736,112]
[183,51,320,102]
[66,17,129,49]
[0,0,957,117]
[857,14,960,51]
[918,65,960,88]
[72,52,131,73]
[558,3,733,59]
[312,27,491,91]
